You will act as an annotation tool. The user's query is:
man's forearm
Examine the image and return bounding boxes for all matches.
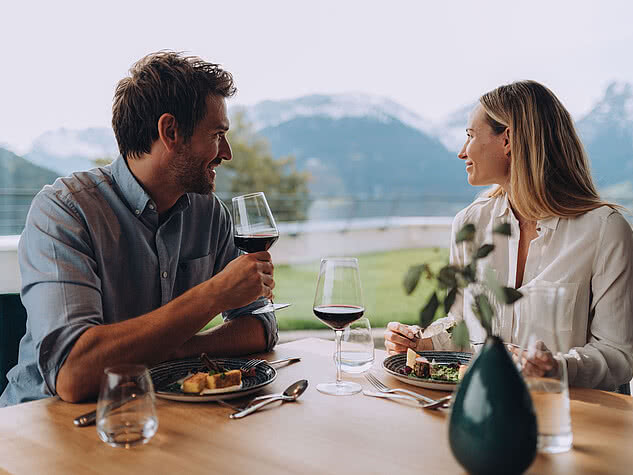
[56,282,221,402]
[169,315,268,360]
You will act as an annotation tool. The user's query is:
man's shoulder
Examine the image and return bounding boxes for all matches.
[35,167,113,210]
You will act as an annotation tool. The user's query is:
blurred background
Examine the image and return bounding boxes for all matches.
[2,0,632,332]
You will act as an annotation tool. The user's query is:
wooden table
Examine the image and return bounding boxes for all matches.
[0,338,631,474]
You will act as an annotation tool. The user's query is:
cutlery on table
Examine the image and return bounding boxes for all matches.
[364,372,436,404]
[362,391,452,410]
[229,380,308,419]
[237,356,302,373]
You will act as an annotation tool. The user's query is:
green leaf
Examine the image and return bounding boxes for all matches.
[484,268,505,302]
[403,265,425,295]
[451,321,470,350]
[493,222,512,236]
[455,223,476,243]
[474,294,494,335]
[501,287,523,304]
[419,292,439,328]
[475,244,495,259]
[437,266,458,289]
[444,287,458,315]
[461,262,477,283]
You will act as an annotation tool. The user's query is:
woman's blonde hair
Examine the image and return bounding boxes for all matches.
[480,80,613,220]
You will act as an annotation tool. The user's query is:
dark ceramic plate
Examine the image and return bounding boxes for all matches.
[150,357,277,402]
[383,351,472,391]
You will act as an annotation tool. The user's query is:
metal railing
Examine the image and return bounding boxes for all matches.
[1,188,475,236]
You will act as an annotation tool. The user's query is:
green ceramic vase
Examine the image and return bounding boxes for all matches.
[449,336,537,475]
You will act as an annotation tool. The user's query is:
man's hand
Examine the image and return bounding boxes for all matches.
[510,340,556,377]
[208,251,275,312]
[384,322,432,355]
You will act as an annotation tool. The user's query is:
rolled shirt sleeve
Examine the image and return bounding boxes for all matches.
[19,189,103,396]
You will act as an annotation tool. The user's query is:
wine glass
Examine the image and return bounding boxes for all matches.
[313,257,364,395]
[232,192,283,314]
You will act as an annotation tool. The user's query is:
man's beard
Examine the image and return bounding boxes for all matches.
[168,146,216,195]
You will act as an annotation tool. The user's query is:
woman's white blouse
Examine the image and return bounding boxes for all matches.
[426,194,633,390]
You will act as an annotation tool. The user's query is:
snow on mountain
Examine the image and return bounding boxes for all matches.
[577,81,633,142]
[242,93,435,135]
[432,102,475,152]
[25,127,118,176]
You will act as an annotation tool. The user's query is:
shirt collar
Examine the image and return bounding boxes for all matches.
[493,192,560,230]
[111,155,153,217]
[495,192,512,218]
[538,216,560,230]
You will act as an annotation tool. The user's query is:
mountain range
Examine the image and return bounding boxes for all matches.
[2,81,632,220]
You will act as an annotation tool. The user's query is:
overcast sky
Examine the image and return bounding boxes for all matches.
[2,0,633,152]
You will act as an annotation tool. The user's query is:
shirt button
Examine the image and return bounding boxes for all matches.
[162,271,168,278]
[148,203,155,210]
[134,209,140,215]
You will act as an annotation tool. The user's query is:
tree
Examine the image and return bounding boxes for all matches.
[93,113,311,222]
[217,111,311,222]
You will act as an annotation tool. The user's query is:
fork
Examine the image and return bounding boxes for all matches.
[239,358,262,372]
[363,391,452,410]
[364,373,437,404]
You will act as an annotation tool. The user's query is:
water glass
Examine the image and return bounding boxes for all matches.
[515,285,573,454]
[333,317,375,374]
[96,364,159,448]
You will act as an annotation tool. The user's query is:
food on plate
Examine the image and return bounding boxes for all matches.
[207,369,242,389]
[401,349,468,382]
[181,360,243,394]
[430,362,461,382]
[182,372,207,393]
[414,356,431,379]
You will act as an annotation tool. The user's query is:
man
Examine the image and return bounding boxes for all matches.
[0,52,278,406]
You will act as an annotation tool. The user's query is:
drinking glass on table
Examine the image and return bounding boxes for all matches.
[314,257,365,395]
[513,285,573,454]
[333,316,375,374]
[232,192,287,314]
[96,364,158,448]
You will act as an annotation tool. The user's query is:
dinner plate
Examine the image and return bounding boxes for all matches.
[382,351,472,391]
[150,357,277,402]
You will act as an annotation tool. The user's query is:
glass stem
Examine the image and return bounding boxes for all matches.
[335,330,343,385]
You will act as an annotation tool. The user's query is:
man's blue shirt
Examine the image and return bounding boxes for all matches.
[0,156,277,406]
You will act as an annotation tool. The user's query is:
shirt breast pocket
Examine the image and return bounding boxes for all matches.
[517,280,579,348]
[173,254,215,298]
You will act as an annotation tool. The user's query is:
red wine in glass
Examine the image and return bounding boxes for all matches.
[313,257,364,396]
[234,234,279,253]
[313,305,364,330]
[231,192,287,314]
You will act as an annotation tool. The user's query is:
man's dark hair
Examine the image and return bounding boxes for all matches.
[112,51,237,159]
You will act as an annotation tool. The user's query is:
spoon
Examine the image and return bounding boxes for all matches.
[229,380,308,419]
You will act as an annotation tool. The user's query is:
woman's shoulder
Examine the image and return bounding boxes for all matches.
[572,205,630,228]
[565,206,632,243]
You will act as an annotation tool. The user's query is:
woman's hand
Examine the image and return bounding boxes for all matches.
[510,340,556,377]
[384,322,432,355]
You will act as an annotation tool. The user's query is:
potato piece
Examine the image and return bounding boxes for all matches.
[182,372,208,393]
[207,369,242,389]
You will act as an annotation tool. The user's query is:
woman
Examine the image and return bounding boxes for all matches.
[385,80,633,390]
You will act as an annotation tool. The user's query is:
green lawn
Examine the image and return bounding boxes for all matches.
[202,247,449,332]
[273,247,448,330]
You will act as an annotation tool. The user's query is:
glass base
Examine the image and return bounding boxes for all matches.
[316,381,362,396]
[538,432,573,454]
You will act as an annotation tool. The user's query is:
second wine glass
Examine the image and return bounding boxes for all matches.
[313,257,364,396]
[232,192,279,314]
